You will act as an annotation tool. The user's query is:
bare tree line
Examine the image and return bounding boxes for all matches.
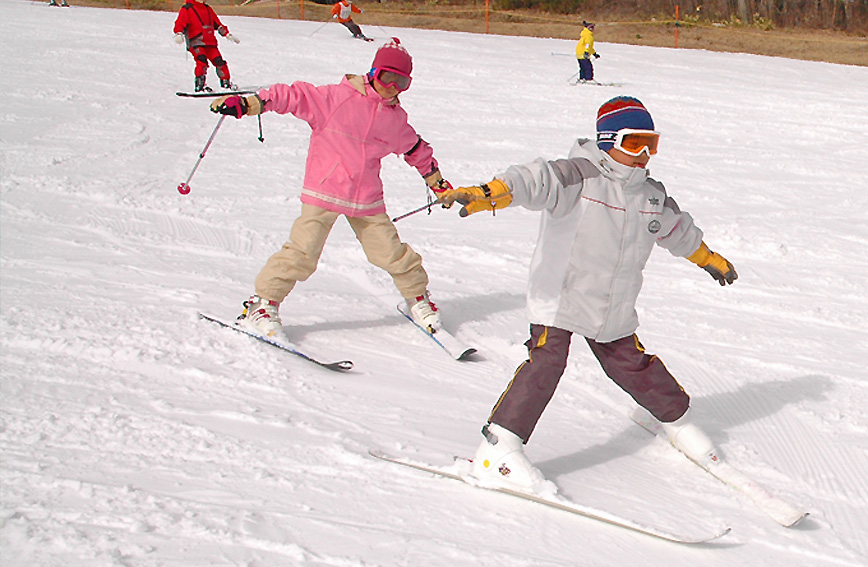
[496,0,868,32]
[676,0,865,31]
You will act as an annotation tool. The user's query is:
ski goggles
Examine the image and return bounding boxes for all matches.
[597,129,661,156]
[371,67,412,92]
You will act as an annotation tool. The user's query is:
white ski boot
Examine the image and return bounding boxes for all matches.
[662,410,719,465]
[407,292,441,333]
[237,294,284,338]
[472,423,556,496]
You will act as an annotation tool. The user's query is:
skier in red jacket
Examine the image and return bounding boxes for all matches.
[173,0,240,92]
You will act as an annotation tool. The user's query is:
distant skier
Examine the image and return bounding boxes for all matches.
[207,38,454,339]
[173,0,240,93]
[576,20,600,83]
[331,0,371,41]
[438,96,738,494]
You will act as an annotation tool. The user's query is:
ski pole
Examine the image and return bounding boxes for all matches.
[178,115,226,195]
[308,19,332,38]
[392,200,444,223]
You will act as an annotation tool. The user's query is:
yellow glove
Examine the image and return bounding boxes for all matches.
[438,179,513,217]
[687,242,738,286]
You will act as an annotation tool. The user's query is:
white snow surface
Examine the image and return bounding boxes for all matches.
[2,0,868,564]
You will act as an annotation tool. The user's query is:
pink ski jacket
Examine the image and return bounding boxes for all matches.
[256,75,439,217]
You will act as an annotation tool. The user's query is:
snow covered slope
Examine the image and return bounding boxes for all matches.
[2,0,868,564]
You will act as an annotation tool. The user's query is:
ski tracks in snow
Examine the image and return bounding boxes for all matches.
[641,351,868,562]
[4,3,868,565]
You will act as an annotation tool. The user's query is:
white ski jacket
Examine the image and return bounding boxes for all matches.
[500,139,704,343]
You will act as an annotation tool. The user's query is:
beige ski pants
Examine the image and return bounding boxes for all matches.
[254,204,429,303]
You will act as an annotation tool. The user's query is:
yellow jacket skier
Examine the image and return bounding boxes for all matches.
[575,21,600,82]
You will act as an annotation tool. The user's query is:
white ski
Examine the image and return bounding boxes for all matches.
[396,303,476,361]
[176,87,261,98]
[199,312,353,372]
[369,449,731,544]
[630,407,808,527]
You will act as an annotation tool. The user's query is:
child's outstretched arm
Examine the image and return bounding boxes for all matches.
[687,242,738,286]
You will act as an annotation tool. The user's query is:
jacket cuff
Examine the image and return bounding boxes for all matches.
[686,241,712,266]
[423,170,443,187]
[245,94,265,116]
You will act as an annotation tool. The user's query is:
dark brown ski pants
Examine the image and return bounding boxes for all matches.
[488,325,690,442]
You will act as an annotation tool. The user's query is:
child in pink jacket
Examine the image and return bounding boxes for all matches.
[209,38,452,338]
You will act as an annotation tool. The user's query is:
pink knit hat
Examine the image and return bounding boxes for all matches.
[371,37,413,76]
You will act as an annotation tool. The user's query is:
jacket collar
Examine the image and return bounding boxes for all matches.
[572,138,649,189]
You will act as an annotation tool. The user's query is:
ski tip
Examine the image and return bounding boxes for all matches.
[781,511,810,528]
[637,524,731,545]
[704,526,733,543]
[457,348,478,361]
[325,360,354,372]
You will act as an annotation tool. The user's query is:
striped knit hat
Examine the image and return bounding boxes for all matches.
[596,96,655,151]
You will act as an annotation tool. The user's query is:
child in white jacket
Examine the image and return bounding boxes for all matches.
[440,96,737,494]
